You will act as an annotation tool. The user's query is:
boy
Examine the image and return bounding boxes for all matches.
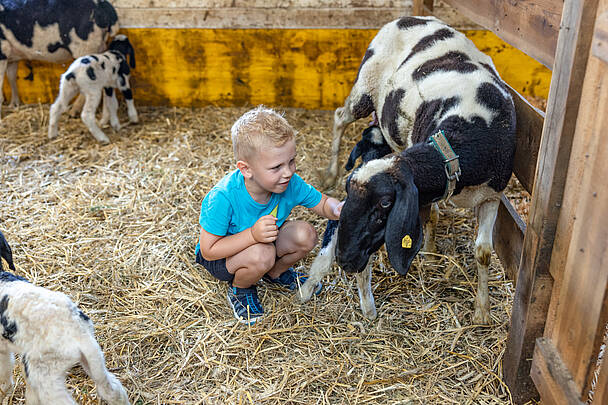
[196,106,343,325]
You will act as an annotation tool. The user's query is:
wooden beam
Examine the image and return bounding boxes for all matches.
[493,194,525,283]
[442,0,561,69]
[530,338,585,405]
[508,86,545,195]
[412,0,434,16]
[115,7,407,29]
[503,0,600,402]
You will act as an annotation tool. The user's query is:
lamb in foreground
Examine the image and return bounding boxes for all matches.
[0,230,130,404]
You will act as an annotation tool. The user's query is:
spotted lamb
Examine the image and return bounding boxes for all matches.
[48,34,138,144]
[0,0,120,119]
[307,16,516,324]
[0,231,130,404]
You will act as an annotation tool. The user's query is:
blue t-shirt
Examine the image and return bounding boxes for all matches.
[195,169,322,255]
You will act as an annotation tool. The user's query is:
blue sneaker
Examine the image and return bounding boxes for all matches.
[264,268,322,295]
[227,285,264,325]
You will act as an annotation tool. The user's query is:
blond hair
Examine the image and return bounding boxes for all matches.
[231,106,296,161]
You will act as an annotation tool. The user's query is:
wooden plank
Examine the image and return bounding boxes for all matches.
[550,47,608,394]
[544,13,608,338]
[592,11,608,62]
[508,86,545,195]
[412,0,434,16]
[530,338,585,405]
[493,194,525,283]
[503,0,600,402]
[4,29,550,110]
[115,7,408,29]
[114,0,405,7]
[442,0,562,68]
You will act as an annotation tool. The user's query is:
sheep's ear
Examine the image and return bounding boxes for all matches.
[128,43,136,69]
[345,142,362,171]
[384,180,423,276]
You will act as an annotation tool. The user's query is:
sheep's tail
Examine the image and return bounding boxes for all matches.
[79,326,130,405]
[0,230,16,271]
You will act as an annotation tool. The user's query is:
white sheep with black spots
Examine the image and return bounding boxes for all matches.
[48,34,138,144]
[0,230,130,404]
[0,0,120,119]
[310,16,515,324]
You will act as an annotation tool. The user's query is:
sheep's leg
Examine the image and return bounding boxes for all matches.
[7,62,20,108]
[25,364,76,405]
[48,80,79,139]
[419,203,439,255]
[80,333,130,405]
[298,224,337,303]
[81,91,110,144]
[118,78,138,124]
[0,59,7,119]
[322,103,357,189]
[101,87,121,131]
[472,198,499,325]
[0,349,14,401]
[100,87,112,127]
[355,258,376,320]
[68,94,85,117]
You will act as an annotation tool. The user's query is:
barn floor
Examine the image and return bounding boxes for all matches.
[0,104,525,404]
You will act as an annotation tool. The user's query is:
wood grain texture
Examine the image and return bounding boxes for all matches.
[2,29,550,110]
[531,338,585,405]
[493,194,525,283]
[442,0,561,69]
[503,0,600,402]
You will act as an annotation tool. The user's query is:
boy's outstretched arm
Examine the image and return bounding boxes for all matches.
[199,215,279,261]
[311,194,344,221]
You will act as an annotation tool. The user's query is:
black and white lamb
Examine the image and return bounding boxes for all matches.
[0,0,120,118]
[48,34,138,144]
[305,16,516,324]
[0,230,130,404]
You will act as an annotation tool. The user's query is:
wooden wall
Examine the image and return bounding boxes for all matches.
[2,0,551,110]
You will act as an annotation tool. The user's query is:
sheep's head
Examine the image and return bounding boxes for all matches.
[109,34,136,68]
[336,156,423,276]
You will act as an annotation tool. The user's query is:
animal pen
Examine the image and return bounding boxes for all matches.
[0,0,606,404]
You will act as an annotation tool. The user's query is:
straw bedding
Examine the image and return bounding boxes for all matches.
[0,104,528,404]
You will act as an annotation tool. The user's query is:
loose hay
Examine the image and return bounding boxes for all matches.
[0,104,520,404]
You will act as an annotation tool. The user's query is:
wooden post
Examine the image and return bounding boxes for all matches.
[502,0,600,402]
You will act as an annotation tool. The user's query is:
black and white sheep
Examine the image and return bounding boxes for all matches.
[298,126,392,320]
[0,0,119,118]
[0,231,130,404]
[307,16,516,324]
[48,34,138,144]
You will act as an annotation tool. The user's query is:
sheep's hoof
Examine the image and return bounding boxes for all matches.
[472,307,491,325]
[362,305,377,320]
[297,285,313,303]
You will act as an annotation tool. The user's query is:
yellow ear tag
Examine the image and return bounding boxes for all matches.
[402,235,412,249]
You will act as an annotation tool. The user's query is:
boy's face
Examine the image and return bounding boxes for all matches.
[240,139,297,195]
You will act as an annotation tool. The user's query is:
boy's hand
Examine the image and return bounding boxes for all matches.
[250,215,279,243]
[333,201,345,218]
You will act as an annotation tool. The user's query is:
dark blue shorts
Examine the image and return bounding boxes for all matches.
[196,250,234,282]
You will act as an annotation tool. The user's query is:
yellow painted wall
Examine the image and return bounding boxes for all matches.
[2,29,550,110]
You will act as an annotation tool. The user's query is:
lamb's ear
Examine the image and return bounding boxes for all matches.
[384,179,423,275]
[127,42,136,69]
